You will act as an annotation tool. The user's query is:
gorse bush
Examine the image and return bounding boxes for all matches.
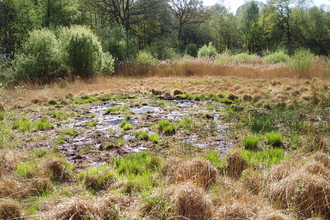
[263,50,290,64]
[289,48,315,77]
[60,25,103,79]
[198,42,217,57]
[15,29,64,83]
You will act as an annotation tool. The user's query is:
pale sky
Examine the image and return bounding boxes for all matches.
[203,0,329,13]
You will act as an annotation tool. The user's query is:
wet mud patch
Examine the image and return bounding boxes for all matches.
[11,94,236,169]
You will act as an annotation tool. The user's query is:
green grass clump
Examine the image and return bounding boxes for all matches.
[74,95,98,104]
[35,120,54,131]
[55,133,67,144]
[85,121,97,127]
[16,161,37,178]
[149,133,159,144]
[34,148,48,158]
[120,119,132,130]
[264,131,283,147]
[242,136,260,150]
[158,120,176,135]
[105,106,129,115]
[0,111,4,120]
[242,148,290,166]
[78,165,116,192]
[178,117,195,131]
[203,151,226,170]
[13,117,32,132]
[64,129,75,136]
[13,117,53,132]
[135,131,150,141]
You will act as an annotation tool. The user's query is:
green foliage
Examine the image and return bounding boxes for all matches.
[242,148,290,166]
[214,51,232,66]
[34,148,48,158]
[16,161,36,178]
[101,52,115,75]
[113,151,162,176]
[185,43,198,57]
[85,121,97,127]
[158,120,176,135]
[98,26,137,61]
[289,48,315,76]
[242,135,260,150]
[178,117,195,130]
[264,131,283,147]
[105,106,129,114]
[263,50,290,64]
[120,119,132,130]
[15,29,64,83]
[135,131,150,141]
[149,133,159,144]
[198,42,217,57]
[136,50,157,67]
[203,151,226,170]
[60,25,103,79]
[13,117,32,132]
[78,165,116,192]
[232,53,257,64]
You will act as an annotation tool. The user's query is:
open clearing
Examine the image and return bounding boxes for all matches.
[1,76,330,219]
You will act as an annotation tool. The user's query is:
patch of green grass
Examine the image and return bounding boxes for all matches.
[105,137,125,148]
[64,129,75,136]
[135,131,150,141]
[78,165,116,192]
[34,120,54,131]
[13,117,32,132]
[264,131,283,147]
[203,151,226,170]
[51,111,68,120]
[86,121,97,127]
[0,111,4,120]
[242,148,290,167]
[74,95,98,104]
[105,106,130,115]
[55,133,67,144]
[16,161,37,178]
[242,135,260,150]
[178,117,195,131]
[158,120,176,135]
[34,148,48,158]
[120,119,132,130]
[149,133,159,144]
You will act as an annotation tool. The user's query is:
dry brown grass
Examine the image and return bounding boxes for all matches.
[225,149,248,178]
[172,181,213,220]
[41,196,117,220]
[163,158,218,190]
[313,152,330,169]
[0,198,22,219]
[41,158,73,182]
[268,160,330,219]
[267,160,298,183]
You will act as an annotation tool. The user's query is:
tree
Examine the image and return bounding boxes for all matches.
[38,0,81,27]
[238,1,260,52]
[168,0,204,42]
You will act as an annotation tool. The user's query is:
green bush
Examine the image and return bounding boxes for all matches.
[198,42,217,57]
[232,53,257,64]
[289,48,314,76]
[15,29,64,83]
[185,43,198,57]
[136,50,157,67]
[60,25,104,79]
[214,51,232,66]
[263,50,290,64]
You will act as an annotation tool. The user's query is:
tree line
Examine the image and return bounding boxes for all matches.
[0,0,329,82]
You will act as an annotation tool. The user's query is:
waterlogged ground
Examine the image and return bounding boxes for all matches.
[11,94,235,169]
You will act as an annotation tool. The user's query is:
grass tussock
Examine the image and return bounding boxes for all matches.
[42,197,118,220]
[268,159,330,219]
[41,157,73,182]
[0,198,22,219]
[225,149,248,178]
[173,182,213,220]
[163,158,217,189]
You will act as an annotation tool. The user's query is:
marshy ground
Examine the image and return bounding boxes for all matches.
[1,76,330,219]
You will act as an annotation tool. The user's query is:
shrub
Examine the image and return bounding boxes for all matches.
[15,29,64,83]
[264,132,283,147]
[198,42,217,57]
[289,48,314,77]
[232,52,258,64]
[214,51,232,66]
[242,136,260,150]
[60,25,104,79]
[263,50,290,64]
[136,50,157,67]
[186,43,198,57]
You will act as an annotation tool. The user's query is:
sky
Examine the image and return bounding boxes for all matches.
[203,0,329,13]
